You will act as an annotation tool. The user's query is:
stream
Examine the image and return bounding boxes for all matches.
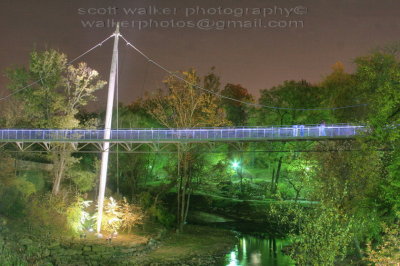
[221,234,294,266]
[189,211,295,266]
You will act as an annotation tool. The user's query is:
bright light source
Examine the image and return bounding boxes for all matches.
[232,161,240,169]
[305,167,310,171]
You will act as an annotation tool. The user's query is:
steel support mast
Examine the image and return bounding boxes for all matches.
[96,24,119,234]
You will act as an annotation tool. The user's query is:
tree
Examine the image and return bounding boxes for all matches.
[257,80,326,126]
[355,52,400,219]
[145,68,228,231]
[6,49,106,195]
[284,156,314,202]
[221,83,253,126]
[320,62,365,123]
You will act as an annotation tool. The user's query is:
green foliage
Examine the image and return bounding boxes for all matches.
[138,192,153,209]
[365,222,400,265]
[138,192,175,228]
[148,204,175,228]
[6,49,106,129]
[20,171,46,192]
[320,62,364,122]
[383,153,400,215]
[67,165,97,193]
[267,202,306,236]
[66,197,93,234]
[276,183,296,200]
[258,80,327,125]
[12,178,36,198]
[0,177,37,218]
[290,206,354,265]
[0,185,28,218]
[6,48,106,195]
[0,244,29,266]
[26,194,71,235]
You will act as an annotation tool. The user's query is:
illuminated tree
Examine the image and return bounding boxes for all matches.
[6,49,106,195]
[145,68,228,231]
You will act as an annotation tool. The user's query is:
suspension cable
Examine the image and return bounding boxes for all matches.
[0,34,115,101]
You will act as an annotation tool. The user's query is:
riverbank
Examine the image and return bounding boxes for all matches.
[125,225,237,265]
[0,219,237,266]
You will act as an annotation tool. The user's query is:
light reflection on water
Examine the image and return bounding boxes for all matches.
[224,235,294,266]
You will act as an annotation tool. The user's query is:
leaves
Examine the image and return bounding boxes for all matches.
[145,69,229,128]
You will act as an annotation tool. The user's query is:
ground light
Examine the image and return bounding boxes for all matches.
[232,161,240,169]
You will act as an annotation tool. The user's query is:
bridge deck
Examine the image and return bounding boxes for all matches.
[0,125,365,144]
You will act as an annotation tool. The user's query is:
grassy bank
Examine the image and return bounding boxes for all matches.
[126,225,237,266]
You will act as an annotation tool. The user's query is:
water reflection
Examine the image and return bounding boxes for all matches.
[224,235,294,266]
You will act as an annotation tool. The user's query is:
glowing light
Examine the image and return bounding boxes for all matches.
[232,161,240,169]
[228,250,238,266]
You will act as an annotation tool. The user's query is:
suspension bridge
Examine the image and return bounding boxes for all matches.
[0,24,368,234]
[0,124,365,151]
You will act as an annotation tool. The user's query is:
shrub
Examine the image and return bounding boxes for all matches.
[148,205,175,228]
[290,206,354,265]
[95,197,144,234]
[365,222,400,265]
[66,197,93,234]
[0,185,27,218]
[26,194,70,235]
[120,198,144,233]
[0,177,36,218]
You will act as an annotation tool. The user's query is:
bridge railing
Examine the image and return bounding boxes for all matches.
[0,124,366,142]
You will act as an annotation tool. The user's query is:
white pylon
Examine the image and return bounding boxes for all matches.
[97,23,120,234]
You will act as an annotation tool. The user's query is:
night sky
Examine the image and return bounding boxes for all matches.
[0,0,399,109]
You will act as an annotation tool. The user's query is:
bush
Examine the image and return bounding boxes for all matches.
[290,206,354,266]
[95,197,144,234]
[20,170,46,192]
[26,194,70,236]
[120,198,144,233]
[365,222,400,265]
[66,197,93,234]
[0,185,27,218]
[0,176,36,218]
[148,205,175,228]
[276,183,296,200]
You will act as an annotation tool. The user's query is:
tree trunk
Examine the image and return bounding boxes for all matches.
[183,159,193,226]
[52,148,67,195]
[176,149,193,233]
[239,152,244,196]
[273,157,283,194]
[271,168,276,193]
[179,153,188,232]
[177,145,182,231]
